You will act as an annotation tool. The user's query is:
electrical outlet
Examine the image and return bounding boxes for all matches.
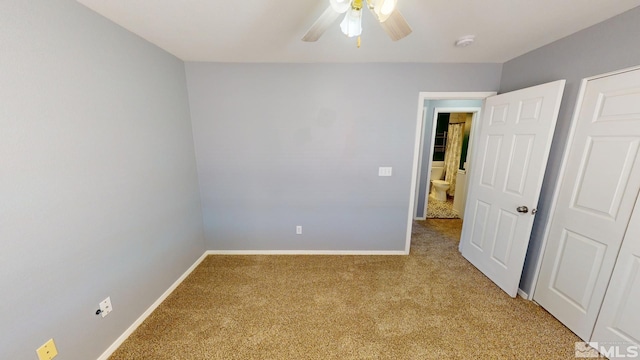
[99,297,112,318]
[36,339,58,360]
[296,226,302,235]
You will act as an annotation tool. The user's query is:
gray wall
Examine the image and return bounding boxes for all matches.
[0,1,205,359]
[416,99,484,218]
[186,63,501,251]
[500,6,640,295]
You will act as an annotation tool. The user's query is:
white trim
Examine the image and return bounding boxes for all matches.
[459,108,483,222]
[527,67,640,300]
[97,252,209,360]
[422,107,439,217]
[406,92,496,254]
[584,64,640,81]
[418,92,498,100]
[433,107,483,113]
[206,250,407,255]
[517,288,529,300]
[413,105,428,219]
[406,93,428,253]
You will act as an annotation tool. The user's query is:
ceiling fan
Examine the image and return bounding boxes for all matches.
[302,0,412,43]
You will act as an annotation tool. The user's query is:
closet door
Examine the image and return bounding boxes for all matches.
[534,67,640,340]
[591,195,640,351]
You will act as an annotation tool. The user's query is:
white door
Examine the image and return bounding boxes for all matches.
[591,194,640,354]
[534,68,640,341]
[459,80,566,297]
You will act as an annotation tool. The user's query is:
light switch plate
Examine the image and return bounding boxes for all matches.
[378,167,393,176]
[36,338,58,360]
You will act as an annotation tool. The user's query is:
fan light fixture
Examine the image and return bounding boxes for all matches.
[372,0,398,22]
[330,0,351,13]
[340,1,363,37]
[301,0,411,44]
[334,0,399,38]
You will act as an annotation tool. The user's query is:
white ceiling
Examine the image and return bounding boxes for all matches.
[76,0,640,63]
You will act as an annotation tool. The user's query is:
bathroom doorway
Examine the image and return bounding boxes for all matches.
[406,91,495,253]
[412,99,488,221]
[426,111,476,219]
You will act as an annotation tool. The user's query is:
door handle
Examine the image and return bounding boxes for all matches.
[516,206,529,213]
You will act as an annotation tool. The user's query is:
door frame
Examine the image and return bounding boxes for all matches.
[405,92,496,253]
[530,65,640,300]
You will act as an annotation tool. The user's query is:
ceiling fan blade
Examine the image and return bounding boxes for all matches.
[379,9,412,41]
[302,6,341,42]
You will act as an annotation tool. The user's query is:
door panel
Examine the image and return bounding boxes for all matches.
[550,230,607,311]
[596,87,640,122]
[517,97,543,123]
[459,80,566,297]
[571,137,640,218]
[505,134,535,195]
[491,210,517,265]
[480,135,503,186]
[490,104,509,125]
[534,68,640,341]
[469,200,490,250]
[591,196,640,349]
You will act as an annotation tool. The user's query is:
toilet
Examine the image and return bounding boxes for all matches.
[430,179,450,201]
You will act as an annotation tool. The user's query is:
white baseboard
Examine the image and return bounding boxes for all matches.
[205,250,407,255]
[97,252,209,360]
[517,288,529,300]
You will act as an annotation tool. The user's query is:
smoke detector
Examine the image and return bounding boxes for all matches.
[455,35,476,47]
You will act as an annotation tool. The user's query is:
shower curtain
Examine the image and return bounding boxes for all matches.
[443,123,464,196]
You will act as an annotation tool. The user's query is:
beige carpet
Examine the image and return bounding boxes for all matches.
[109,219,580,359]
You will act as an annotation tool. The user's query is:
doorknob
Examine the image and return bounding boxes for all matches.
[516,206,529,213]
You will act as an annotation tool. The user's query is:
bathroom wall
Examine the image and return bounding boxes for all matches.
[432,113,450,161]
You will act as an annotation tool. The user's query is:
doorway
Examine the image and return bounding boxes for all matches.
[407,83,566,297]
[405,92,495,253]
[425,110,478,220]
